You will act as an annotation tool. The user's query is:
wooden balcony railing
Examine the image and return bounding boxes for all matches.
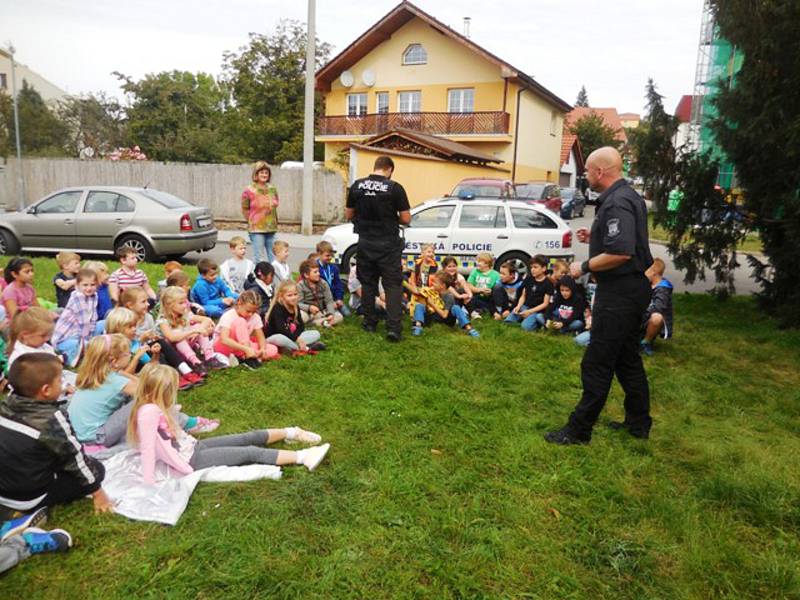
[317,111,510,136]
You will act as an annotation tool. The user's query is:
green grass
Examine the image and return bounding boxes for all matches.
[648,214,764,254]
[3,257,800,598]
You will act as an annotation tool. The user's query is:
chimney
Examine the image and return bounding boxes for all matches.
[463,16,471,38]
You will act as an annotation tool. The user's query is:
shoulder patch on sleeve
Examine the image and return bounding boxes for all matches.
[607,218,620,237]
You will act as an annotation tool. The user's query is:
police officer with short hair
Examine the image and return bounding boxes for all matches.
[545,147,654,444]
[345,156,411,342]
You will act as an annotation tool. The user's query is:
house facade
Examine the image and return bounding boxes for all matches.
[315,1,571,205]
[0,47,67,105]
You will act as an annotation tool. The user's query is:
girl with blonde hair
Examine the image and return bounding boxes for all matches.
[128,364,329,485]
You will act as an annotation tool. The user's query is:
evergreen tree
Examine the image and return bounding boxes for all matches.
[575,85,589,107]
[0,81,69,157]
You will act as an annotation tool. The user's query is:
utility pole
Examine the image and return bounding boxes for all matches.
[301,0,316,236]
[8,43,26,211]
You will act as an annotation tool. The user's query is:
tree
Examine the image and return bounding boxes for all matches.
[0,81,69,157]
[58,92,126,157]
[220,20,331,163]
[569,112,621,158]
[575,85,589,107]
[115,70,226,163]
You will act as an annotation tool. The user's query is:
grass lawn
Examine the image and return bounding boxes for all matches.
[648,215,764,254]
[2,258,800,598]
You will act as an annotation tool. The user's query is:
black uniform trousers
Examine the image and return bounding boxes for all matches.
[357,236,405,335]
[568,274,652,438]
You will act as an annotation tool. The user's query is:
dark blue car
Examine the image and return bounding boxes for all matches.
[559,187,586,220]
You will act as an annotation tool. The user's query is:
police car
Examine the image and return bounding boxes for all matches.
[322,197,573,274]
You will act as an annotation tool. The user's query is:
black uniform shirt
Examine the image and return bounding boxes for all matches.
[346,174,410,239]
[589,179,653,282]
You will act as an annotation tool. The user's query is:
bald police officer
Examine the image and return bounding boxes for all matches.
[545,147,654,444]
[345,156,411,342]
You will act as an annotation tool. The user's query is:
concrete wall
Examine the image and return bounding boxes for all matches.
[0,158,347,224]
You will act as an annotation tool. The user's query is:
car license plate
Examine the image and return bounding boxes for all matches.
[198,217,211,228]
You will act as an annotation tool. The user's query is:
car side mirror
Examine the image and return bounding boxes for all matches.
[27,206,37,215]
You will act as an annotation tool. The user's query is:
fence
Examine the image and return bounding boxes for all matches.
[0,158,347,224]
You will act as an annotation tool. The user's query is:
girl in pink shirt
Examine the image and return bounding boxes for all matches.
[213,290,278,368]
[127,364,329,485]
[2,258,40,319]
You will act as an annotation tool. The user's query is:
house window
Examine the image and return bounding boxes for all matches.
[402,44,427,65]
[0,73,7,90]
[448,88,474,113]
[347,93,368,117]
[398,91,421,113]
[376,92,389,114]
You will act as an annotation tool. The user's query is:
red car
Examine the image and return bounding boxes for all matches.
[514,182,563,214]
[450,178,516,199]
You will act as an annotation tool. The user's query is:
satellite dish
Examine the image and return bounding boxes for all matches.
[340,70,354,88]
[362,69,376,87]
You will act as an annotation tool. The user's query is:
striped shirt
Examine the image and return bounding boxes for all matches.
[108,267,149,291]
[52,290,98,346]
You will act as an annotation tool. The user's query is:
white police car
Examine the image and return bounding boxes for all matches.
[321,197,573,274]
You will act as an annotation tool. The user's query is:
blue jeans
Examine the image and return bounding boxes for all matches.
[505,306,545,331]
[575,331,591,346]
[413,303,469,328]
[562,319,585,334]
[249,232,276,264]
[55,337,82,365]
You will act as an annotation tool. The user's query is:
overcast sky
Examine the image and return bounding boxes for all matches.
[3,0,703,116]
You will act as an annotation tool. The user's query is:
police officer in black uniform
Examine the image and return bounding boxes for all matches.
[345,156,411,342]
[545,147,654,444]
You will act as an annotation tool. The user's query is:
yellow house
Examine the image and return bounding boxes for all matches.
[315,1,572,206]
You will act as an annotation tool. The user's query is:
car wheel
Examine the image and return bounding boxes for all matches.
[340,245,357,275]
[115,234,156,263]
[0,229,20,256]
[496,251,530,278]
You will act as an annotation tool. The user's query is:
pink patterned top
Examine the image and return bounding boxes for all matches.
[241,183,279,233]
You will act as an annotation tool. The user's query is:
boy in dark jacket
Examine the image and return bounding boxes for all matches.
[0,353,113,521]
[641,258,674,356]
[316,241,349,316]
[545,276,586,334]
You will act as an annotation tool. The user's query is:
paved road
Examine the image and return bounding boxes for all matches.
[184,210,761,296]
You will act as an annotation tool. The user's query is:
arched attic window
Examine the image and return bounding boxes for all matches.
[402,44,427,65]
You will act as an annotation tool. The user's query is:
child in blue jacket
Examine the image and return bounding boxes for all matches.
[316,241,349,317]
[190,258,238,319]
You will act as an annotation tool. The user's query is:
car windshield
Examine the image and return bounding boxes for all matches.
[451,184,503,198]
[139,189,193,208]
[516,184,546,199]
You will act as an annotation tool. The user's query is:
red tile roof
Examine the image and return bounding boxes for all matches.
[674,95,695,123]
[560,128,583,170]
[565,107,627,144]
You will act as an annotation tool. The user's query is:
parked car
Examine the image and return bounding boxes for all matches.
[321,197,573,277]
[584,188,601,205]
[514,181,563,214]
[449,178,516,200]
[0,186,218,262]
[559,187,586,220]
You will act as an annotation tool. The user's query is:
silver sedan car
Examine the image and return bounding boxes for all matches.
[0,186,218,262]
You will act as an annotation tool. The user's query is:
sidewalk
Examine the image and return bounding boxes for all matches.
[217,229,323,250]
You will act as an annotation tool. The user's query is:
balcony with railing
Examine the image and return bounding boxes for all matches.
[317,111,510,137]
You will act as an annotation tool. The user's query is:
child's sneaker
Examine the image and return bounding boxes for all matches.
[187,417,220,435]
[227,355,239,368]
[470,310,482,320]
[285,426,322,444]
[467,328,480,338]
[178,375,196,391]
[298,443,330,471]
[241,358,262,370]
[0,507,47,542]
[205,357,228,370]
[640,341,654,356]
[411,325,423,336]
[22,528,72,554]
[308,341,327,352]
[184,372,204,386]
[192,362,208,377]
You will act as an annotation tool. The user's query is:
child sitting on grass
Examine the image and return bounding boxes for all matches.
[297,260,344,327]
[213,290,278,369]
[53,252,81,310]
[108,247,156,306]
[157,287,225,372]
[316,241,349,316]
[544,276,586,334]
[505,255,553,332]
[128,364,330,485]
[265,281,325,355]
[157,261,183,295]
[83,261,112,325]
[406,244,438,296]
[2,258,41,320]
[466,252,499,317]
[191,258,238,318]
[271,240,292,286]
[348,262,386,317]
[640,258,674,356]
[166,270,205,316]
[410,271,479,338]
[244,261,275,318]
[441,256,472,311]
[220,236,255,294]
[0,353,112,519]
[51,269,98,367]
[493,261,524,321]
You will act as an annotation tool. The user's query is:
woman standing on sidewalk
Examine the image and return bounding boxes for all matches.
[241,161,280,263]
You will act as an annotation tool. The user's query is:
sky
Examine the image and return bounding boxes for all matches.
[2,0,703,116]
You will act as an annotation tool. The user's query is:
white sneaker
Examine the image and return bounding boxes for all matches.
[301,443,330,471]
[227,354,239,368]
[470,311,482,320]
[287,427,322,444]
